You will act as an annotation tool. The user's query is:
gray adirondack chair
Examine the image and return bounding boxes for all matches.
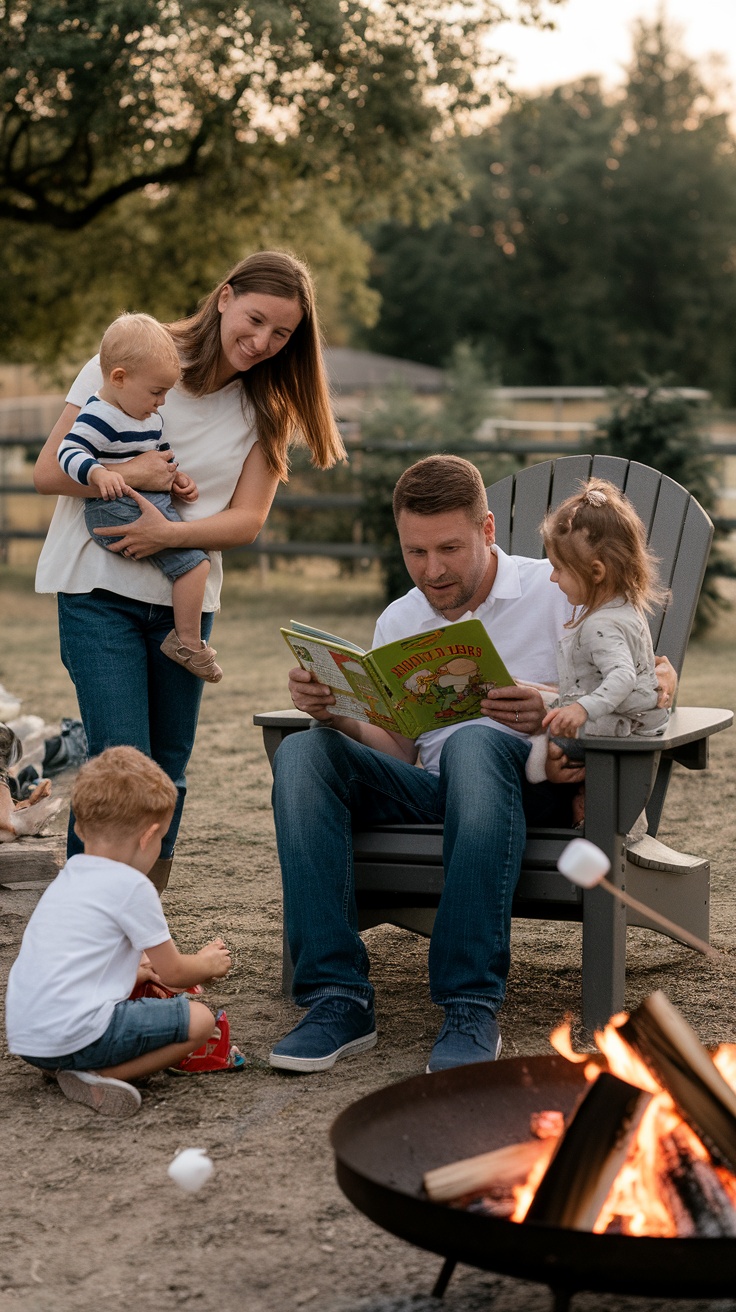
[254,455,733,1029]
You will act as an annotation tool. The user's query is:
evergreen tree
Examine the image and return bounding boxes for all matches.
[594,384,734,633]
[364,20,736,401]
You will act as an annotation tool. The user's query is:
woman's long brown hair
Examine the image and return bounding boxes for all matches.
[168,251,345,480]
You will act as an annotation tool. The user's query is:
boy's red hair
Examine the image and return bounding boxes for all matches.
[71,746,177,833]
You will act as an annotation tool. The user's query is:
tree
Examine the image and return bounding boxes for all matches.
[360,349,518,602]
[0,0,562,364]
[364,20,736,401]
[594,383,734,634]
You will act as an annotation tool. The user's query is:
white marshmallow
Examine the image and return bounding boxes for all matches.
[168,1148,214,1192]
[557,838,610,888]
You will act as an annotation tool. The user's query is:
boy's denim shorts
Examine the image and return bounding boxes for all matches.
[84,490,209,583]
[20,994,191,1071]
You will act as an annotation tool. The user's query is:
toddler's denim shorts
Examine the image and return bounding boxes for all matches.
[20,994,191,1071]
[84,490,209,582]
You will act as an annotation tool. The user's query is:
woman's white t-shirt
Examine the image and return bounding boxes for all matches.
[35,357,259,611]
[5,854,171,1057]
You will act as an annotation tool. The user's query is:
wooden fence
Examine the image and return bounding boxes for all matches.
[2,432,736,560]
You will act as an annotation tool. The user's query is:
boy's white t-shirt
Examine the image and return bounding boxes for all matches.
[5,854,172,1058]
[35,356,259,612]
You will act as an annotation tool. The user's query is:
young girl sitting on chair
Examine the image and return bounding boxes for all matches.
[525,478,670,788]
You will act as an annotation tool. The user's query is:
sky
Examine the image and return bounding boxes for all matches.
[492,0,736,103]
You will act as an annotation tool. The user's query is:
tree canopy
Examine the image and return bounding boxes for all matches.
[0,0,566,229]
[0,0,562,364]
[364,21,736,400]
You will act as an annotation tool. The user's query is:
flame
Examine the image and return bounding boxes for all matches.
[512,1020,736,1236]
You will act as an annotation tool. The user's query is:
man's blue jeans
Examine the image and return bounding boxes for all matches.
[272,723,569,1013]
[58,589,213,859]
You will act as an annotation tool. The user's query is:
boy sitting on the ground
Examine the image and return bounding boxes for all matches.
[5,745,233,1117]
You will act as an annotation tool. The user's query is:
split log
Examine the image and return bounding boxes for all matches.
[619,991,736,1173]
[524,1073,651,1231]
[423,1138,554,1204]
[657,1125,736,1238]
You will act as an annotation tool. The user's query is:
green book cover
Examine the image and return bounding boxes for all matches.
[281,618,514,738]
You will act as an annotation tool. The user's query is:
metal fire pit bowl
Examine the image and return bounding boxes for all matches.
[330,1055,736,1303]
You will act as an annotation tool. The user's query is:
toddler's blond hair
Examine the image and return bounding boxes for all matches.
[71,746,177,834]
[99,313,181,379]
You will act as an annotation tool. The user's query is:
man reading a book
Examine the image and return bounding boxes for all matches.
[268,455,675,1074]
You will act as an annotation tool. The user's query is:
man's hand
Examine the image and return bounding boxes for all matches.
[543,701,588,736]
[481,683,546,735]
[171,469,199,503]
[655,654,677,710]
[288,666,337,721]
[545,740,586,784]
[89,466,130,501]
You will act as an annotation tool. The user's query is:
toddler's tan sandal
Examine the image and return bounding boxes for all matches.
[160,630,223,683]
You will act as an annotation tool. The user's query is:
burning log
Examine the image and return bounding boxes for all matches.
[423,1138,553,1204]
[657,1125,736,1238]
[523,1073,651,1231]
[618,991,736,1173]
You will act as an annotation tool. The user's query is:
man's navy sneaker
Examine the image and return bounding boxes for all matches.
[269,997,377,1072]
[426,1003,502,1073]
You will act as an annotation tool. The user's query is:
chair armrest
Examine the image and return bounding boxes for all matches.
[253,709,315,770]
[580,707,732,756]
[579,707,732,840]
[253,710,315,730]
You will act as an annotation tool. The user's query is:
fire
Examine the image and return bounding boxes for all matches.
[511,1021,736,1235]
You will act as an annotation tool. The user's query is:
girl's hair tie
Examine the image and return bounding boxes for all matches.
[583,489,608,507]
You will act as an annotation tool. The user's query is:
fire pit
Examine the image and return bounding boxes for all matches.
[330,1054,736,1307]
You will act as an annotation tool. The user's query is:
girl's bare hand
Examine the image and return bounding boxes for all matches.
[543,702,588,736]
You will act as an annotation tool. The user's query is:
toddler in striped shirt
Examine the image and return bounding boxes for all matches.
[58,313,222,683]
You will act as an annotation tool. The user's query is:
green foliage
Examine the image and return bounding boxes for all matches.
[593,384,734,634]
[0,174,381,369]
[359,383,438,602]
[364,20,736,402]
[0,0,562,361]
[359,351,519,603]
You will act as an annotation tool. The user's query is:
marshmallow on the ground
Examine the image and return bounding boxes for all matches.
[168,1148,214,1192]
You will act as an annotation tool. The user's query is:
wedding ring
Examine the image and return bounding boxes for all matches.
[515,711,519,723]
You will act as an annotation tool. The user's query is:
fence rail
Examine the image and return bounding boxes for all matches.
[3,437,736,552]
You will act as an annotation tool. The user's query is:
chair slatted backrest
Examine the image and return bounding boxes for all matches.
[486,456,713,677]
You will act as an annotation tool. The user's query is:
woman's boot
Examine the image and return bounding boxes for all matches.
[147,856,172,895]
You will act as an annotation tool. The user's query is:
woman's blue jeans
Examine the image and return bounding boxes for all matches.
[58,590,213,859]
[272,723,572,1013]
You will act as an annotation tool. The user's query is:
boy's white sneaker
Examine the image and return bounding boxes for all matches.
[56,1070,141,1117]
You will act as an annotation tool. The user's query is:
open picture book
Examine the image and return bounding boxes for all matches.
[280,618,514,738]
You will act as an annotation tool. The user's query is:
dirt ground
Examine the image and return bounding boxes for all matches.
[1,561,736,1312]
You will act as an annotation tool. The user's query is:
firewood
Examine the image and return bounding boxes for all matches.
[618,991,736,1173]
[657,1125,736,1237]
[423,1138,553,1204]
[523,1073,651,1231]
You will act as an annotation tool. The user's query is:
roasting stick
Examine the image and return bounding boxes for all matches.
[558,839,723,964]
